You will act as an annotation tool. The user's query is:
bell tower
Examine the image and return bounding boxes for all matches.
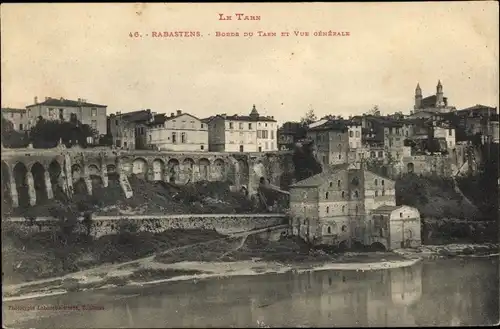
[436,80,444,107]
[414,83,422,110]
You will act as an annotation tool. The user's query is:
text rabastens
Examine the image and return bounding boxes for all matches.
[151,31,202,37]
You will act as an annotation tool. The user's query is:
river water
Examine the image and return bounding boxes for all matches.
[4,258,499,328]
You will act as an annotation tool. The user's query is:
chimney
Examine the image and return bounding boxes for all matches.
[34,96,38,104]
[45,97,49,101]
[60,97,64,101]
[170,112,174,117]
[177,110,182,115]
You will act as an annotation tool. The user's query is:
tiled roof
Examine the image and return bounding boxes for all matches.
[290,163,349,188]
[458,104,497,113]
[218,114,277,122]
[308,120,348,132]
[26,98,106,108]
[116,110,152,123]
[2,108,26,113]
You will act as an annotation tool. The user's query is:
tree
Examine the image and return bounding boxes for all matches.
[29,116,98,148]
[1,115,30,148]
[292,141,322,182]
[366,105,381,116]
[300,109,317,126]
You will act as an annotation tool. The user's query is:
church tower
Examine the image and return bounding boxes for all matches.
[414,83,422,110]
[249,104,260,120]
[436,80,444,107]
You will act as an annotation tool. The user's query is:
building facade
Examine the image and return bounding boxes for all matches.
[146,110,208,151]
[306,121,349,167]
[206,105,277,152]
[25,97,107,135]
[289,163,421,250]
[1,108,28,131]
[108,110,157,150]
[348,123,362,149]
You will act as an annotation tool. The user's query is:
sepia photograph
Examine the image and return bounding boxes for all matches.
[1,2,499,328]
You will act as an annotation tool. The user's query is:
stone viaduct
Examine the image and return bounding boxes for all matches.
[1,145,295,208]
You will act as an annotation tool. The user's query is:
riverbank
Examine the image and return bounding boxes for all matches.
[3,230,498,302]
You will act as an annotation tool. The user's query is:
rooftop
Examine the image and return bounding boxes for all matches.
[373,205,405,213]
[289,164,350,188]
[2,108,26,113]
[26,97,106,108]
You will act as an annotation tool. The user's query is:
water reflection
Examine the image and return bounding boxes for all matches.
[5,258,499,328]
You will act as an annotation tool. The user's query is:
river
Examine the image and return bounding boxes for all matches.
[3,258,499,328]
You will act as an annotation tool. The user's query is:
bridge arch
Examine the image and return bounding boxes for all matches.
[88,164,103,188]
[2,161,12,206]
[13,162,29,207]
[370,241,387,251]
[213,158,225,181]
[31,162,47,204]
[167,158,180,183]
[152,158,165,181]
[132,157,148,179]
[198,158,210,181]
[182,158,194,183]
[407,162,415,174]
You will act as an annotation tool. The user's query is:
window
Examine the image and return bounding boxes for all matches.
[181,132,186,143]
[257,130,262,138]
[19,123,23,130]
[381,180,385,186]
[239,122,243,129]
[27,109,31,117]
[201,145,204,150]
[448,129,453,136]
[378,151,383,158]
[172,132,177,143]
[342,205,345,213]
[325,192,329,199]
[370,151,376,158]
[342,225,347,232]
[349,131,353,137]
[355,205,358,213]
[400,212,403,218]
[91,120,97,130]
[329,182,333,187]
[265,123,268,127]
[354,190,359,198]
[338,154,341,159]
[375,179,378,186]
[229,122,234,129]
[342,191,345,198]
[375,190,378,197]
[91,108,97,116]
[327,226,331,234]
[149,135,152,142]
[337,180,341,187]
[115,119,119,125]
[248,123,252,129]
[271,130,274,139]
[326,206,330,214]
[355,131,360,138]
[201,123,204,129]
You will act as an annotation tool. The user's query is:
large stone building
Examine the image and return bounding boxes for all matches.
[306,120,349,167]
[413,81,456,114]
[278,122,304,151]
[454,104,499,143]
[288,163,421,250]
[25,97,107,136]
[146,110,209,151]
[1,108,28,132]
[206,105,278,152]
[108,109,157,150]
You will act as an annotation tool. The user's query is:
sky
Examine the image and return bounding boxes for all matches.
[1,2,498,126]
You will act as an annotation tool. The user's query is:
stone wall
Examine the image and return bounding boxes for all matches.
[5,214,287,238]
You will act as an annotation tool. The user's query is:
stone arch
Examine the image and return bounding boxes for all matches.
[407,162,415,174]
[71,164,86,194]
[213,158,225,181]
[132,158,148,179]
[88,164,103,188]
[106,164,118,179]
[338,240,349,251]
[370,241,387,251]
[13,162,29,207]
[167,158,180,183]
[1,161,12,206]
[198,158,210,181]
[31,162,47,204]
[48,160,62,187]
[152,158,165,181]
[237,159,249,187]
[182,158,195,183]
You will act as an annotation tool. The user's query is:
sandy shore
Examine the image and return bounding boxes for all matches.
[3,256,420,302]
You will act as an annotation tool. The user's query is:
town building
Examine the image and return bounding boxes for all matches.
[25,97,107,136]
[306,120,349,167]
[413,80,457,114]
[454,104,499,143]
[108,109,156,150]
[288,163,421,250]
[1,108,28,131]
[146,110,208,151]
[278,122,305,151]
[206,105,277,152]
[347,122,362,149]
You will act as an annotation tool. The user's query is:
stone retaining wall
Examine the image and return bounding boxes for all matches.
[5,214,288,238]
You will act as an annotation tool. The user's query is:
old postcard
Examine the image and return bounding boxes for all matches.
[1,2,499,328]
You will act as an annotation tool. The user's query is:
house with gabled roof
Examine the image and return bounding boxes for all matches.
[288,162,421,250]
